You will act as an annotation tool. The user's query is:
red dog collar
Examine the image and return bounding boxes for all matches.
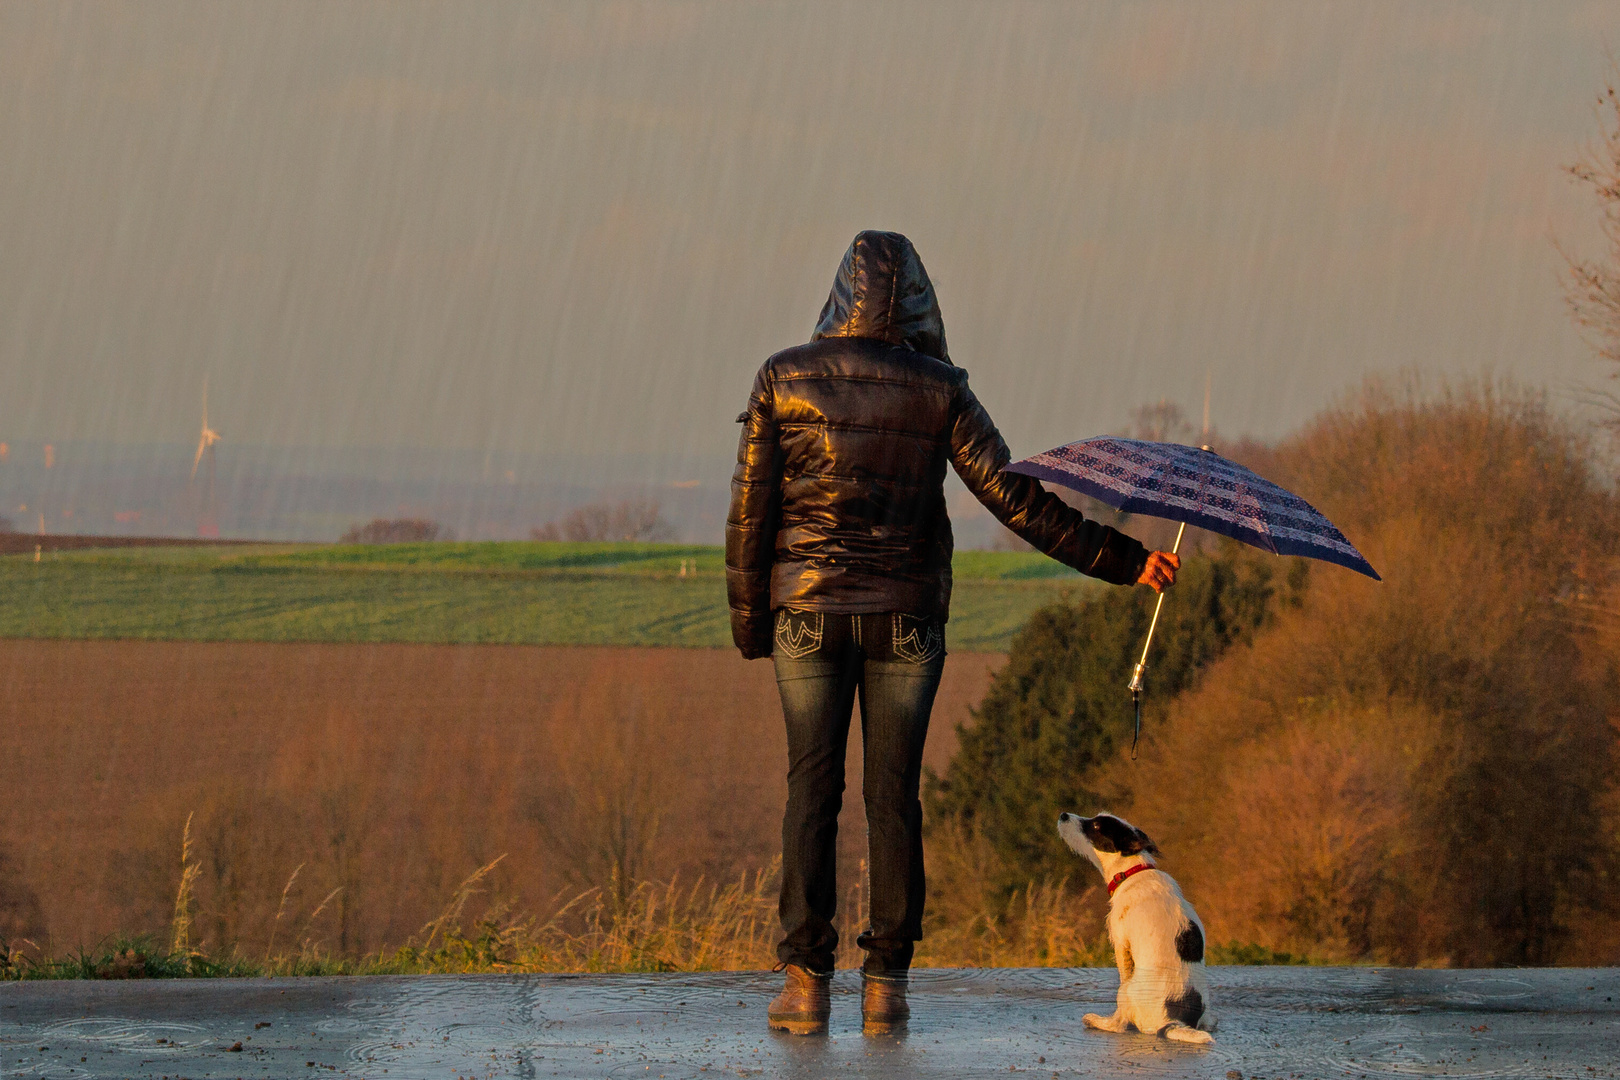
[1107,864,1156,898]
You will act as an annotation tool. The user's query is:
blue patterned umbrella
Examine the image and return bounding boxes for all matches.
[1004,436,1379,755]
[1005,436,1379,580]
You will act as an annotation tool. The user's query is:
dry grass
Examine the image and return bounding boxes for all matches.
[0,641,998,959]
[430,862,785,974]
[915,821,1111,968]
[168,813,201,956]
[4,822,1124,978]
[312,828,1113,975]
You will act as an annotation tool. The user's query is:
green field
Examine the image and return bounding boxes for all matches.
[0,542,1091,652]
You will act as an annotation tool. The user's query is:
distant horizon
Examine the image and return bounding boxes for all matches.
[0,366,1593,546]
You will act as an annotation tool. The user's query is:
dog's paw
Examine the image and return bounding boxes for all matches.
[1163,1023,1214,1045]
[1083,1013,1124,1032]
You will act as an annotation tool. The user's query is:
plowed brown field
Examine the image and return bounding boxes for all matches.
[1,640,999,955]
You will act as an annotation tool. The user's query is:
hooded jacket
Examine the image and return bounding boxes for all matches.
[725,231,1147,659]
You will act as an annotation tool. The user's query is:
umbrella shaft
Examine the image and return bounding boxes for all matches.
[1127,521,1185,692]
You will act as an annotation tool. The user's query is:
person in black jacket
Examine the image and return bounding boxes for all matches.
[728,231,1179,1035]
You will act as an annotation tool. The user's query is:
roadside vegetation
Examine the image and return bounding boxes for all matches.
[3,384,1616,975]
[927,379,1620,967]
[4,839,1302,980]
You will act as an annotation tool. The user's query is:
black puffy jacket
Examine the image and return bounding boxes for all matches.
[725,231,1148,659]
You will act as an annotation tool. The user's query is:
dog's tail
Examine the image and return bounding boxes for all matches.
[1161,1022,1214,1045]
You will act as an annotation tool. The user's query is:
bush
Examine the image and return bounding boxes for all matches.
[531,499,674,542]
[338,518,453,544]
[925,544,1296,895]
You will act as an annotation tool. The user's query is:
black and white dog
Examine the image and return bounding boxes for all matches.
[1057,812,1216,1045]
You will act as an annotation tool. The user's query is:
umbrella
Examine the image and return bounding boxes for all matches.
[1004,436,1379,755]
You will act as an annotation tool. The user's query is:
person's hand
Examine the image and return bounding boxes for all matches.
[1137,551,1181,593]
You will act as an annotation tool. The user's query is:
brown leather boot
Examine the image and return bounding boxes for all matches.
[768,964,831,1035]
[861,973,909,1034]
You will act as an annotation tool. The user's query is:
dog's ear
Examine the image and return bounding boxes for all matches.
[1122,826,1160,856]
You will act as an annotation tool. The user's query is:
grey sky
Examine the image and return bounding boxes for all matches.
[1,1,1616,488]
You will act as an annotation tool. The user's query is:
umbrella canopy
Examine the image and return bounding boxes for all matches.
[1005,436,1380,580]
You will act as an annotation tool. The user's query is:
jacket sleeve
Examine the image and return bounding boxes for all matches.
[725,364,783,659]
[948,379,1149,586]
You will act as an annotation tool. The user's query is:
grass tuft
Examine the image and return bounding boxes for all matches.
[1,936,260,980]
[1205,941,1313,966]
[169,813,201,956]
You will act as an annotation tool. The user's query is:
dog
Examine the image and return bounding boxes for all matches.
[1057,812,1215,1045]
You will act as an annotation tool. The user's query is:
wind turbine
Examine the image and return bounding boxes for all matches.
[192,379,222,538]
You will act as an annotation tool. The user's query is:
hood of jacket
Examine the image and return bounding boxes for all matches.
[811,231,950,364]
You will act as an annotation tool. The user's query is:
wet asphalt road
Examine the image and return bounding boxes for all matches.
[2,967,1616,1079]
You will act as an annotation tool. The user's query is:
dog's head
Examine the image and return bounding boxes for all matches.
[1057,812,1160,877]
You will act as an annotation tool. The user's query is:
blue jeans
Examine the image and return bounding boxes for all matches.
[772,610,945,975]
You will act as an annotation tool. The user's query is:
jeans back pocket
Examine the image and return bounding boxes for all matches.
[774,609,824,660]
[890,613,945,665]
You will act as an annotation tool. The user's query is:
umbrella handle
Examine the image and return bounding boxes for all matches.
[1127,521,1185,695]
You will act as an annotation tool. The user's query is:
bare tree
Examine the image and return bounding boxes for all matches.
[338,518,453,544]
[989,525,1033,552]
[527,704,667,908]
[0,845,46,949]
[0,516,14,535]
[1562,71,1620,420]
[1128,400,1195,444]
[531,498,675,542]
